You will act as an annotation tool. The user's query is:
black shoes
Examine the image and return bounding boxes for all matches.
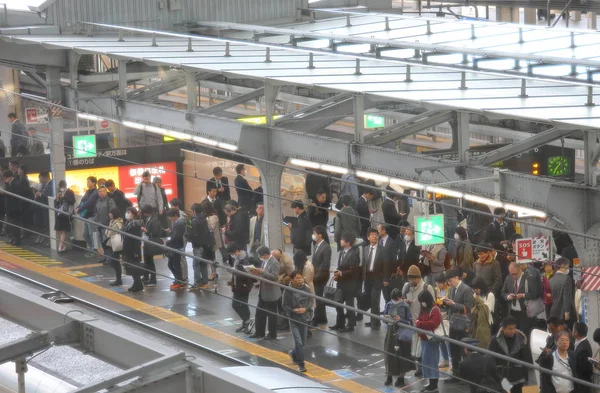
[384,376,392,386]
[109,280,122,286]
[339,326,354,333]
[329,325,342,331]
[395,377,405,387]
[298,363,307,373]
[249,334,265,339]
[264,334,277,340]
[128,286,143,292]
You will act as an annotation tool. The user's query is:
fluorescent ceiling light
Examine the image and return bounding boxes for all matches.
[166,131,192,141]
[390,178,424,190]
[290,158,320,169]
[464,194,504,208]
[192,136,218,146]
[426,186,463,198]
[356,171,389,183]
[320,164,348,174]
[504,204,547,219]
[218,142,239,151]
[122,121,146,130]
[77,113,102,121]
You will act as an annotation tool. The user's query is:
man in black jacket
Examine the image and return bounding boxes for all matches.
[288,200,312,255]
[485,207,516,250]
[227,243,256,334]
[359,228,390,330]
[572,322,594,393]
[106,179,132,216]
[459,337,503,393]
[307,189,330,228]
[234,164,253,212]
[356,189,374,241]
[377,224,396,303]
[329,232,360,333]
[206,166,230,225]
[488,316,531,392]
[311,225,331,326]
[381,187,404,240]
[190,203,213,291]
[4,170,23,245]
[165,208,186,290]
[8,113,28,157]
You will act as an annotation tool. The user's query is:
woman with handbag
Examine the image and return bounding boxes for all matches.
[383,288,414,388]
[54,180,75,253]
[122,207,143,292]
[105,207,124,286]
[415,290,442,392]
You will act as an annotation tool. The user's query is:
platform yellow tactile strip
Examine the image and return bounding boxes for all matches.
[0,245,378,393]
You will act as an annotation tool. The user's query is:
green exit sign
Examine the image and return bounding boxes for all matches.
[364,114,385,129]
[414,214,445,246]
[72,135,97,158]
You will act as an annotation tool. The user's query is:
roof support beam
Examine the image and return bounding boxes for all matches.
[127,72,213,102]
[474,127,577,166]
[354,94,365,143]
[23,71,46,88]
[366,110,454,146]
[199,87,265,115]
[456,111,470,163]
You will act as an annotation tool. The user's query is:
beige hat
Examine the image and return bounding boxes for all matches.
[407,264,421,278]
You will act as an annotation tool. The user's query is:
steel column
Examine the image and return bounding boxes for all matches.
[45,66,64,202]
[264,83,279,126]
[353,94,365,143]
[456,111,470,163]
[117,60,128,147]
[186,71,198,112]
[583,130,600,187]
[16,359,26,393]
[257,161,284,249]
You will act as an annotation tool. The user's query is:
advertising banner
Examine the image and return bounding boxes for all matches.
[118,161,178,207]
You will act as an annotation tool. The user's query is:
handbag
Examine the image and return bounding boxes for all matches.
[395,304,413,343]
[525,276,544,318]
[450,304,474,334]
[110,234,123,252]
[430,308,448,343]
[324,276,338,301]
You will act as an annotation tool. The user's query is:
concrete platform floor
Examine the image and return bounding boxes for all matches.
[0,238,539,393]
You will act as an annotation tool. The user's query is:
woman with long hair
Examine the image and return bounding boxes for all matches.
[105,207,124,286]
[471,276,492,348]
[471,276,495,328]
[54,180,75,253]
[415,290,442,392]
[453,226,474,272]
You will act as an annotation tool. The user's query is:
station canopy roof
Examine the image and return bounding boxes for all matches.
[3,21,600,129]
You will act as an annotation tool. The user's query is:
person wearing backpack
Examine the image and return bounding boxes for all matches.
[189,203,215,291]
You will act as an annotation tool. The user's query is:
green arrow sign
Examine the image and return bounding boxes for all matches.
[364,114,385,129]
[414,214,445,246]
[72,135,97,158]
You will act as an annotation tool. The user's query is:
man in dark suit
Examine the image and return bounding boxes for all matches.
[359,228,390,330]
[459,337,503,393]
[288,200,312,255]
[381,187,405,240]
[311,225,331,326]
[501,261,532,336]
[377,224,396,303]
[223,204,248,255]
[572,322,594,393]
[4,170,23,245]
[8,113,28,157]
[550,257,576,328]
[396,226,421,276]
[356,189,374,241]
[234,164,253,212]
[329,232,360,333]
[201,183,218,209]
[206,166,230,225]
[443,267,475,379]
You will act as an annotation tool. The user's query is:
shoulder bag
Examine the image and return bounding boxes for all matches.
[396,304,414,343]
[430,307,448,343]
[324,276,340,301]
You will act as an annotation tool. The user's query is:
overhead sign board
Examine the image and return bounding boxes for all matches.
[364,114,385,129]
[414,214,445,246]
[72,135,97,158]
[516,236,549,263]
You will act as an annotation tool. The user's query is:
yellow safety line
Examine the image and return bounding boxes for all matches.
[0,246,378,393]
[63,263,104,271]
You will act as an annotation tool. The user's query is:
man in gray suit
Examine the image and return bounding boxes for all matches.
[248,202,265,258]
[442,267,475,380]
[550,257,575,329]
[249,246,281,340]
[311,225,331,326]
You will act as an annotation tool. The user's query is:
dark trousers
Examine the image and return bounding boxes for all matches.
[510,309,531,338]
[313,279,328,323]
[510,384,523,393]
[232,292,250,323]
[277,290,289,329]
[7,214,20,243]
[143,253,156,282]
[449,328,468,373]
[336,287,356,328]
[255,297,278,337]
[360,276,382,326]
[131,273,143,289]
[108,250,122,281]
[382,284,391,303]
[167,253,182,281]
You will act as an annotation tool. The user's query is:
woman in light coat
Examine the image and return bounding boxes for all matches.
[203,203,221,281]
[105,207,124,286]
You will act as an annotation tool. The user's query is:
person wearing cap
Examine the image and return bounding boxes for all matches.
[458,337,503,393]
[488,316,530,393]
[474,242,503,297]
[402,264,435,378]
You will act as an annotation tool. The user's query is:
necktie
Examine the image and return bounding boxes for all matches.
[380,238,384,246]
[368,247,375,272]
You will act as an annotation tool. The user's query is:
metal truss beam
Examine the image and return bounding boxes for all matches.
[275,93,354,133]
[0,321,80,365]
[366,110,454,146]
[474,127,578,166]
[128,72,213,102]
[23,71,46,88]
[199,87,265,115]
[74,93,600,237]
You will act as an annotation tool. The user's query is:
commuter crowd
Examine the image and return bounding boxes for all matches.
[0,140,596,391]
